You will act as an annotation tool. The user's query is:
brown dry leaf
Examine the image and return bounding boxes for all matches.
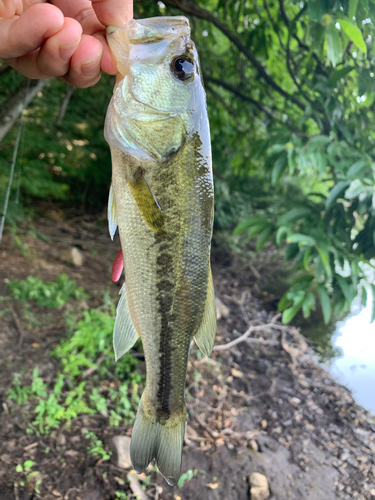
[51,491,62,498]
[32,343,39,348]
[231,368,244,378]
[207,482,220,489]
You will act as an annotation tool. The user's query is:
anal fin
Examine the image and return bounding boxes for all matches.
[194,269,217,356]
[114,284,140,361]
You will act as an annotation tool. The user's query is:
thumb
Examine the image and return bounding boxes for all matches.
[91,0,133,27]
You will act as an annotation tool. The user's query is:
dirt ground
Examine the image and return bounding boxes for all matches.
[0,211,374,500]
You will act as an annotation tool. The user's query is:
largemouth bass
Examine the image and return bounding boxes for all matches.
[104,16,216,486]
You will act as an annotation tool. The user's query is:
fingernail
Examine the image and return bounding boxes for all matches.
[81,54,101,76]
[59,41,80,61]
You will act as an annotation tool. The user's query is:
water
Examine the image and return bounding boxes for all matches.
[328,287,375,414]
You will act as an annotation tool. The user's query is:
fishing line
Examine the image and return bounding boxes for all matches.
[0,79,30,243]
[15,101,28,205]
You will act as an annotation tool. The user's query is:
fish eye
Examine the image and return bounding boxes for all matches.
[170,56,195,82]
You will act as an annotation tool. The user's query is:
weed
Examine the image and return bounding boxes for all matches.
[8,274,89,308]
[15,461,42,494]
[7,373,31,404]
[177,469,198,488]
[11,234,31,257]
[115,492,128,500]
[84,430,111,461]
[8,305,144,435]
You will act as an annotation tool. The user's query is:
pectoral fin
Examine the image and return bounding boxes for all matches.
[194,270,217,356]
[114,284,140,361]
[108,183,118,240]
[128,173,165,233]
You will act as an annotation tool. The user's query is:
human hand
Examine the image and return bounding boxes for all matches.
[0,0,133,88]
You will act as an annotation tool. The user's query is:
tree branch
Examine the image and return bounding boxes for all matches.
[159,0,306,112]
[205,76,276,121]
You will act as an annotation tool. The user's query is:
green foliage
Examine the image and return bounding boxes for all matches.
[177,469,198,488]
[2,0,375,323]
[84,430,111,461]
[8,274,88,308]
[7,304,144,434]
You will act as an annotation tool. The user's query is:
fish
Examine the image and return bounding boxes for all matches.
[104,16,216,486]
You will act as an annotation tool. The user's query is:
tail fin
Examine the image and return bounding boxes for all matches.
[130,395,186,486]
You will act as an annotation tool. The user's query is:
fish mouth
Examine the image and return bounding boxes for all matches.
[107,16,190,45]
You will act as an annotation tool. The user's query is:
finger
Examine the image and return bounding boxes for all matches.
[93,32,117,75]
[5,18,83,79]
[51,0,104,35]
[0,3,64,59]
[61,34,103,88]
[51,0,122,74]
[51,0,132,29]
[91,0,133,26]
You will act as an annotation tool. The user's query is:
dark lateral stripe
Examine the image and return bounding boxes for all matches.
[155,236,175,420]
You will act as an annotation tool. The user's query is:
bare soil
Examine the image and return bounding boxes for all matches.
[0,212,374,500]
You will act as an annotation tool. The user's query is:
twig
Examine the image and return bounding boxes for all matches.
[80,353,107,380]
[213,323,285,351]
[64,488,80,500]
[127,471,148,500]
[9,305,26,348]
[13,482,19,500]
[189,407,219,438]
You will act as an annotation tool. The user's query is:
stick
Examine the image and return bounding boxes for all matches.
[213,323,284,351]
[127,471,148,500]
[9,305,26,348]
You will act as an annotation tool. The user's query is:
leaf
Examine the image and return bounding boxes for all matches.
[247,223,269,240]
[361,287,368,307]
[336,275,354,302]
[337,19,367,53]
[302,292,316,318]
[318,285,332,324]
[325,180,351,209]
[303,247,312,270]
[327,24,342,67]
[278,293,293,312]
[272,153,287,185]
[316,246,332,277]
[371,285,375,323]
[308,0,325,21]
[276,226,289,245]
[287,233,316,246]
[309,135,330,148]
[285,243,300,261]
[267,144,285,155]
[277,207,311,226]
[348,0,359,19]
[328,66,354,87]
[233,216,267,235]
[347,160,367,179]
[256,225,274,251]
[282,295,305,323]
[23,461,35,471]
[358,69,372,96]
[345,179,365,199]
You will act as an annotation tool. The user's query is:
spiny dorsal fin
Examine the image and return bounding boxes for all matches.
[108,183,118,240]
[114,284,140,361]
[194,269,217,356]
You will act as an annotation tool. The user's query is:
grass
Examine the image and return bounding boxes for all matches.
[6,275,144,435]
[7,274,89,308]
